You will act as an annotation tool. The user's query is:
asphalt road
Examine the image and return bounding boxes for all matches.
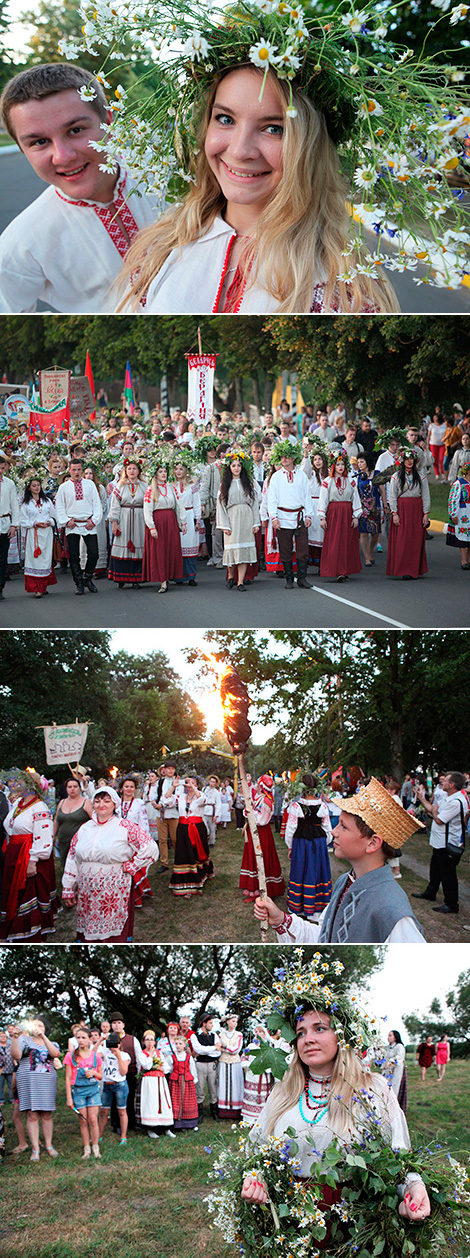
[2,529,469,628]
[1,149,470,314]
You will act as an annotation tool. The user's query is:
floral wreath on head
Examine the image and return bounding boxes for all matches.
[193,433,220,464]
[305,436,331,463]
[459,457,470,475]
[147,449,175,482]
[269,439,302,466]
[395,444,419,467]
[62,0,470,289]
[170,447,197,479]
[374,427,409,454]
[222,448,254,478]
[328,447,352,474]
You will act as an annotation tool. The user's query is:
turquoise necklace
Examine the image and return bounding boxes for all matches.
[298,1074,331,1125]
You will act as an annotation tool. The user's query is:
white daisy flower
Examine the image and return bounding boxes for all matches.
[431,0,451,8]
[276,45,301,69]
[78,83,97,100]
[58,38,81,58]
[349,64,360,75]
[449,3,469,20]
[341,10,368,34]
[375,23,388,36]
[286,105,298,117]
[249,39,279,67]
[181,32,210,61]
[360,98,383,116]
[353,166,377,188]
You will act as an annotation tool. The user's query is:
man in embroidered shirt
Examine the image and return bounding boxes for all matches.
[254,777,426,944]
[0,64,156,313]
[55,457,103,594]
[267,448,313,589]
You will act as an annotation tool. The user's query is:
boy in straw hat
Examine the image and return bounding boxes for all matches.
[255,777,425,944]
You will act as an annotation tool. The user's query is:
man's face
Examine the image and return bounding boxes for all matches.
[111,1020,124,1034]
[202,1019,213,1033]
[69,462,82,481]
[11,89,115,204]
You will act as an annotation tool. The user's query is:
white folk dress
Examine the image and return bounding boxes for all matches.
[217,1029,245,1119]
[216,480,260,566]
[20,498,56,589]
[62,815,158,940]
[108,481,147,560]
[174,481,202,559]
[137,1046,174,1128]
[80,483,108,574]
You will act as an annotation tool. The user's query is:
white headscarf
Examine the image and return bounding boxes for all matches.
[92,785,122,817]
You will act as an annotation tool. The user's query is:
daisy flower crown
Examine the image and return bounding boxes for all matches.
[250,948,382,1055]
[63,0,470,289]
[328,447,352,472]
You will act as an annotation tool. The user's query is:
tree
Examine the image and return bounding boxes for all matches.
[403,969,470,1043]
[0,943,383,1039]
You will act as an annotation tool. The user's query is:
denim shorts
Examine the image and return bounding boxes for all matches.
[71,1080,102,1110]
[101,1080,129,1109]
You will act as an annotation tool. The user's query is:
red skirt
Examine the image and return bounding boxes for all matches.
[169,1070,199,1128]
[386,497,428,578]
[239,823,285,898]
[0,848,58,941]
[25,570,57,594]
[320,501,361,578]
[142,509,183,583]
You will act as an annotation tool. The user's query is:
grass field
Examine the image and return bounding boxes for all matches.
[429,481,451,524]
[1,1057,467,1258]
[51,818,470,945]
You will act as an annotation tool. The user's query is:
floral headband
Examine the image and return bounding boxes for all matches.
[223,449,254,477]
[249,948,382,1055]
[63,0,470,288]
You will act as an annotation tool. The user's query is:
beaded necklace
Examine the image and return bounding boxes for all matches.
[298,1073,331,1125]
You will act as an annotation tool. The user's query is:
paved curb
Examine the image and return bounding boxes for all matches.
[428,519,447,534]
[0,145,19,155]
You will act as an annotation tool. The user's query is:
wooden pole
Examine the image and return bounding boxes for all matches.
[198,326,202,355]
[237,752,269,944]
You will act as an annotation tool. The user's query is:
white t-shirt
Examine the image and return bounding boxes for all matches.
[100,1046,130,1083]
[430,790,468,851]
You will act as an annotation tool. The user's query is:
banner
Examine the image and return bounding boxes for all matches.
[124,360,135,414]
[187,353,216,426]
[28,399,70,440]
[85,350,96,420]
[3,394,31,424]
[69,376,95,425]
[43,722,89,766]
[39,369,71,409]
[0,385,29,417]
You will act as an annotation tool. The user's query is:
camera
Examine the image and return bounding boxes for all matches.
[106,1032,121,1049]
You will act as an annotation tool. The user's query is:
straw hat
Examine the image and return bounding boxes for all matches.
[334,777,425,850]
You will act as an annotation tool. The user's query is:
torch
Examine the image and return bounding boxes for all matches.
[219,664,270,943]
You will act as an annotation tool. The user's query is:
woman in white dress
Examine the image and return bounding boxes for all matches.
[108,460,147,588]
[219,783,232,827]
[318,453,362,582]
[307,446,329,570]
[216,453,260,590]
[20,478,57,597]
[143,770,160,845]
[381,1029,407,1112]
[173,458,202,586]
[241,1026,274,1126]
[136,1030,174,1138]
[217,1014,244,1120]
[61,786,158,941]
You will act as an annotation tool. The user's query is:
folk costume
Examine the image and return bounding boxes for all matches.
[239,775,285,901]
[267,459,313,586]
[0,788,58,942]
[357,470,382,536]
[168,1045,199,1130]
[120,795,152,907]
[20,497,57,595]
[285,796,332,919]
[108,479,147,584]
[217,1027,244,1121]
[216,477,260,568]
[202,784,221,847]
[0,168,156,314]
[174,479,202,582]
[142,482,185,584]
[447,471,470,551]
[189,1026,221,1115]
[62,788,158,941]
[318,468,362,579]
[199,458,223,564]
[136,1045,174,1132]
[386,465,430,579]
[55,476,103,591]
[241,1035,275,1126]
[143,779,161,845]
[0,474,20,595]
[167,786,214,898]
[80,482,108,576]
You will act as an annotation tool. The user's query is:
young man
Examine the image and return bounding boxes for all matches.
[0,64,156,313]
[267,446,313,589]
[189,1014,221,1122]
[255,777,426,943]
[0,455,20,600]
[157,762,180,871]
[55,457,103,594]
[414,771,468,915]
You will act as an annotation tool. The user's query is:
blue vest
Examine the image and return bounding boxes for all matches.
[319,864,424,942]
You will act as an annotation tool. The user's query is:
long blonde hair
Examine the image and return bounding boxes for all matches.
[265,1040,386,1142]
[119,67,398,314]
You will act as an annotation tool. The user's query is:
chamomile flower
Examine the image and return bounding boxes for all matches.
[181,31,209,59]
[341,9,368,34]
[354,165,378,188]
[360,98,383,116]
[78,83,97,100]
[249,38,279,67]
[449,2,469,19]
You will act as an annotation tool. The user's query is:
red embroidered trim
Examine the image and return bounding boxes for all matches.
[55,173,139,260]
[74,481,84,500]
[212,234,237,313]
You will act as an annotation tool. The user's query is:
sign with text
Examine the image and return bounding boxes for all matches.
[69,376,95,425]
[43,722,89,766]
[39,369,71,409]
[187,353,216,426]
[0,386,29,417]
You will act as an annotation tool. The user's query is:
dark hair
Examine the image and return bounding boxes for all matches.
[65,776,82,788]
[164,760,176,769]
[219,462,255,506]
[397,457,420,494]
[311,452,329,483]
[23,480,48,505]
[120,776,137,791]
[69,458,83,468]
[389,1029,403,1044]
[447,771,466,791]
[34,1012,51,1035]
[1,64,109,140]
[303,773,318,791]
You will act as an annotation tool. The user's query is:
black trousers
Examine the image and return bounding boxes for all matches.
[427,847,459,909]
[0,533,10,590]
[277,524,308,566]
[67,531,98,579]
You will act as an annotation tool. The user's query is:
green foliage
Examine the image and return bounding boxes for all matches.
[405,968,470,1044]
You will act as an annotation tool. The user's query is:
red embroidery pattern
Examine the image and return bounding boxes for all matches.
[55,172,139,260]
[212,234,237,313]
[74,480,84,500]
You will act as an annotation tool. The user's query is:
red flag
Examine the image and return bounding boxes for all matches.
[85,351,96,420]
[29,399,70,440]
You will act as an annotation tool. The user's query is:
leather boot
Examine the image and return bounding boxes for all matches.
[69,557,85,595]
[84,575,98,593]
[284,561,294,589]
[197,1103,204,1123]
[297,562,312,589]
[210,1103,220,1122]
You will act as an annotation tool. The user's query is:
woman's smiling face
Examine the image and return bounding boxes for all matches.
[205,68,284,216]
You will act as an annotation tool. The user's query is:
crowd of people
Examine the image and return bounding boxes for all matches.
[1,397,469,602]
[1,760,469,946]
[0,996,453,1164]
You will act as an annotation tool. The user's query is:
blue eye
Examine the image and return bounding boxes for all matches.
[266,124,283,136]
[214,112,234,125]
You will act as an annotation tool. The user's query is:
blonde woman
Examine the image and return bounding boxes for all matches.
[242,989,431,1248]
[120,65,397,315]
[108,459,147,588]
[142,464,187,593]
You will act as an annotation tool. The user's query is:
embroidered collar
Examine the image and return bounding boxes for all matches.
[55,164,125,209]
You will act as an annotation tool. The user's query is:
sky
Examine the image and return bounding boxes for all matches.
[365,943,467,1041]
[111,629,278,743]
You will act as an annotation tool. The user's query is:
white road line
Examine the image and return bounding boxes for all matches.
[310,585,410,628]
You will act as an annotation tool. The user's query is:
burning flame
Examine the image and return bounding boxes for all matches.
[109,765,119,780]
[196,651,231,734]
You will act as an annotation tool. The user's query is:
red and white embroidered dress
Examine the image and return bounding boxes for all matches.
[62,815,158,940]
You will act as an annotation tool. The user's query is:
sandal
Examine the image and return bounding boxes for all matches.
[45,1146,59,1158]
[158,582,168,593]
[30,1150,40,1162]
[13,1145,29,1155]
